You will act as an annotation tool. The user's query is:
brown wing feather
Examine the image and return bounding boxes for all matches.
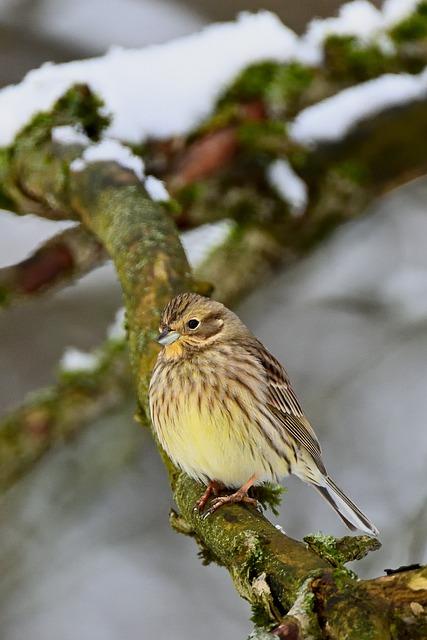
[251,340,325,473]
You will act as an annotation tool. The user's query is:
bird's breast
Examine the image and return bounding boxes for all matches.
[149,352,289,486]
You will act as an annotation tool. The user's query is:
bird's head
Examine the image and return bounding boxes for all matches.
[156,293,245,357]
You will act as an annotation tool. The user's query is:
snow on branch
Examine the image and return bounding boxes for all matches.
[0,2,422,148]
[297,0,420,64]
[290,67,427,145]
[0,12,296,147]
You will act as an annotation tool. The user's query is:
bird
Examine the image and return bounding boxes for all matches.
[149,292,378,536]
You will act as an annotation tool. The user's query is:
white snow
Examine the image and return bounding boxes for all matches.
[60,347,100,372]
[296,0,422,65]
[0,210,75,268]
[0,1,423,161]
[0,11,296,147]
[107,307,127,341]
[290,68,427,145]
[69,138,171,202]
[382,0,422,27]
[70,139,145,180]
[267,159,307,215]
[180,220,234,266]
[144,176,170,202]
[296,1,383,65]
[51,125,90,146]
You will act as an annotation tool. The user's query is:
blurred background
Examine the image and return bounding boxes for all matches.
[0,1,425,639]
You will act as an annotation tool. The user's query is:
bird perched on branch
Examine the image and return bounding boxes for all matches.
[149,292,378,536]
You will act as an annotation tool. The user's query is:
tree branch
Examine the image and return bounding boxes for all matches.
[0,224,106,308]
[0,338,132,490]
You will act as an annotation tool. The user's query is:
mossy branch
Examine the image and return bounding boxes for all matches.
[0,338,132,490]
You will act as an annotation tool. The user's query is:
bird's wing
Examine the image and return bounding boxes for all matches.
[252,340,325,472]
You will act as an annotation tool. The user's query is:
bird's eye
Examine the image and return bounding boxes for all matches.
[187,318,200,330]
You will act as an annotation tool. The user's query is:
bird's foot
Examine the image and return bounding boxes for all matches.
[195,480,224,512]
[202,484,259,518]
[203,492,259,518]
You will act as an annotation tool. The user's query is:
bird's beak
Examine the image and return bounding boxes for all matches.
[156,328,181,346]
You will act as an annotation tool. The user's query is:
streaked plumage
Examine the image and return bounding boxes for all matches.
[149,293,378,536]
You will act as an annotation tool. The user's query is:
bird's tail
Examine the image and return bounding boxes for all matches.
[313,475,379,537]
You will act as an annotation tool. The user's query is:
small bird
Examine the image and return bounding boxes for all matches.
[149,292,378,536]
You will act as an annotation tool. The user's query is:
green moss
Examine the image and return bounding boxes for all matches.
[330,566,355,589]
[218,61,281,105]
[0,287,11,307]
[169,509,194,535]
[237,120,287,155]
[52,84,110,139]
[175,182,208,210]
[218,61,313,117]
[239,531,267,576]
[250,603,275,629]
[196,103,241,135]
[17,84,109,144]
[253,483,286,517]
[266,62,314,113]
[304,533,341,565]
[390,2,427,42]
[161,196,181,216]
[336,160,369,185]
[324,35,392,82]
[0,148,15,211]
[303,533,379,570]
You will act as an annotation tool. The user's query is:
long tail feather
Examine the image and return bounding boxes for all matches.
[319,475,379,537]
[314,485,357,531]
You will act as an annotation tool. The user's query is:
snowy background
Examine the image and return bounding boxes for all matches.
[0,1,426,639]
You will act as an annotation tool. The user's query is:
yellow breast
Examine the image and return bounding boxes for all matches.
[149,355,289,487]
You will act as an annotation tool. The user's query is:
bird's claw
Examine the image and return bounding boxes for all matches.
[201,493,259,518]
[195,480,225,513]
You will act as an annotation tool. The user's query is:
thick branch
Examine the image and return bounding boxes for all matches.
[311,565,427,640]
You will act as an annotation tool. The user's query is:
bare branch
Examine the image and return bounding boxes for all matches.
[0,224,106,309]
